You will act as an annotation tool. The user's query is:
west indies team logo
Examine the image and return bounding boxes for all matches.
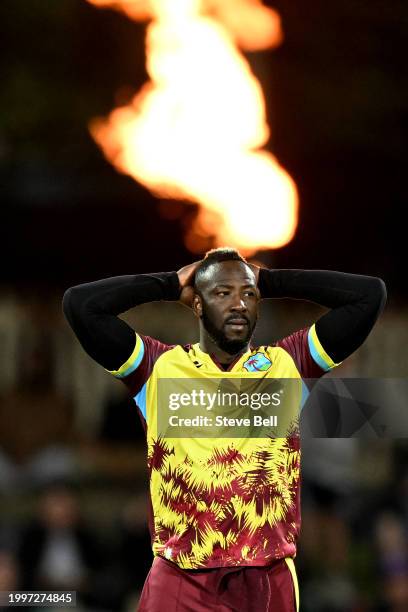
[243,352,272,372]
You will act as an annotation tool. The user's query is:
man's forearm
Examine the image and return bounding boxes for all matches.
[62,272,180,370]
[258,268,384,308]
[258,268,387,362]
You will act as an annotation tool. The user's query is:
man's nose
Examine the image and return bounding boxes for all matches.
[230,296,247,311]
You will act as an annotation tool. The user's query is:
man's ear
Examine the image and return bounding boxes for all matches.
[192,293,202,318]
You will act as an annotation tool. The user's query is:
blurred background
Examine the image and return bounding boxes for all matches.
[1,1,407,610]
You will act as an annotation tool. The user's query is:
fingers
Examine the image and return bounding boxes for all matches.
[248,263,260,284]
[177,260,202,288]
[179,285,195,308]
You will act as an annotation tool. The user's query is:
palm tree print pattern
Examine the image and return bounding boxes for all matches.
[147,434,300,568]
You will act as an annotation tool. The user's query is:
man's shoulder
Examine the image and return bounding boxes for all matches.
[261,327,326,379]
[140,335,192,356]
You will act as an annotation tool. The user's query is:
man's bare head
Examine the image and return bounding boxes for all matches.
[194,248,255,294]
[192,248,259,355]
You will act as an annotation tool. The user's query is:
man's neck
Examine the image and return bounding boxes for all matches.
[199,334,250,366]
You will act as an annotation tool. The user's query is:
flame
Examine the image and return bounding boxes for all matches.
[87,0,298,253]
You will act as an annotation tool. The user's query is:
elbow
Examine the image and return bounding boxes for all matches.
[367,277,387,317]
[374,277,387,308]
[62,286,73,316]
[62,286,82,325]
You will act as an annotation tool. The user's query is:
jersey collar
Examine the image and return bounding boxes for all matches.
[192,343,253,373]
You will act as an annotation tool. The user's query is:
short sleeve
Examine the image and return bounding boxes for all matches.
[107,332,145,380]
[307,324,342,373]
[106,332,172,396]
[276,325,342,379]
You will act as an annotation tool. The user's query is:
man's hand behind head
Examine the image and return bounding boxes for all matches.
[177,260,202,308]
[177,261,202,288]
[177,259,261,309]
[247,263,260,285]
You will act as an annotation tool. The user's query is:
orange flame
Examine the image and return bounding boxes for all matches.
[87,0,298,254]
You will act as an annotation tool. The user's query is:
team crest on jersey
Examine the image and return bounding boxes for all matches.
[243,352,272,372]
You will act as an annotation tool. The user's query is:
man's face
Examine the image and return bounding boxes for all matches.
[194,260,260,354]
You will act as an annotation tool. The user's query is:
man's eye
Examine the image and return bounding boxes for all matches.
[244,291,255,297]
[217,291,228,297]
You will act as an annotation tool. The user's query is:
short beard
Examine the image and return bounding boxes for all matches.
[201,308,255,355]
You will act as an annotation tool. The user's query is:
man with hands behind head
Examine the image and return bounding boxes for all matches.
[63,249,386,612]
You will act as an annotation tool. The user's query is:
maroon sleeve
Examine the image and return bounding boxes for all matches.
[121,335,174,397]
[275,327,325,379]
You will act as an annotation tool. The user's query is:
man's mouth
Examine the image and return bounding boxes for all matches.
[225,317,249,331]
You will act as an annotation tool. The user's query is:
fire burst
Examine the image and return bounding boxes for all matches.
[87,0,298,254]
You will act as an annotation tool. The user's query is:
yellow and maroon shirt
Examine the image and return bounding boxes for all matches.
[108,324,340,569]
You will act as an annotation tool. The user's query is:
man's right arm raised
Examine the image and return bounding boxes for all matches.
[62,272,181,376]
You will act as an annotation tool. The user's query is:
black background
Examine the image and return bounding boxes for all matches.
[1,1,406,297]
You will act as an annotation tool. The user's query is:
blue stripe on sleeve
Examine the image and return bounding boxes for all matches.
[134,383,147,421]
[308,328,330,372]
[300,380,310,412]
[118,340,145,378]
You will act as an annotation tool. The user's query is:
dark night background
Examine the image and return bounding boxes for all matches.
[1,0,406,296]
[1,3,408,610]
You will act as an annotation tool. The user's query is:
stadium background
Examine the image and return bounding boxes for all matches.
[1,1,407,610]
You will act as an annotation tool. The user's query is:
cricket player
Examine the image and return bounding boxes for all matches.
[63,248,386,611]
